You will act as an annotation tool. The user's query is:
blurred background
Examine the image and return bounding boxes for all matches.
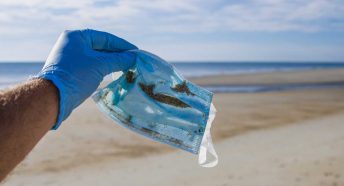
[1,0,344,186]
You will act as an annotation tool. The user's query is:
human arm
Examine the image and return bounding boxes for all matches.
[0,29,137,181]
[0,79,58,181]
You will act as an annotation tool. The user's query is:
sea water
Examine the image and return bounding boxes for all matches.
[1,62,344,92]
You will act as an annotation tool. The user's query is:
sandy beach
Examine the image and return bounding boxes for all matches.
[2,69,344,186]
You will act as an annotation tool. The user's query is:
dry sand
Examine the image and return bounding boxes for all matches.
[2,69,344,186]
[5,110,344,186]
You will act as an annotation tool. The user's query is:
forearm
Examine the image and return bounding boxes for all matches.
[0,79,58,181]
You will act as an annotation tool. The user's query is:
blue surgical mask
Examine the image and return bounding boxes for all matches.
[93,50,218,167]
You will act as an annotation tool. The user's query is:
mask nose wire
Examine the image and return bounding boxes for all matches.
[198,103,218,167]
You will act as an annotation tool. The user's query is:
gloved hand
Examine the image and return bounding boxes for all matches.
[36,29,137,129]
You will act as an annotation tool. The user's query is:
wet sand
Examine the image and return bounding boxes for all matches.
[2,69,344,186]
[190,68,344,85]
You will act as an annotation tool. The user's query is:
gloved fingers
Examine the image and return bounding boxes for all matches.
[82,29,138,52]
[93,50,136,75]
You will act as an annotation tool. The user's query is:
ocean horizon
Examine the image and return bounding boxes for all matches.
[1,62,344,92]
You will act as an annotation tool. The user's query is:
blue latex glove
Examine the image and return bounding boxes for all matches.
[36,29,137,129]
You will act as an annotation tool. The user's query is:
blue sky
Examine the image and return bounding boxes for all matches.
[0,0,344,62]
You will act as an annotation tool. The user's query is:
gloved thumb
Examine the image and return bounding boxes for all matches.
[93,50,136,75]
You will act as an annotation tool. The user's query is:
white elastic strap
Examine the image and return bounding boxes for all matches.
[198,103,218,167]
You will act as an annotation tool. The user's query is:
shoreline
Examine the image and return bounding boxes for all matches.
[189,68,344,85]
[100,68,344,93]
[203,81,344,93]
[2,68,344,92]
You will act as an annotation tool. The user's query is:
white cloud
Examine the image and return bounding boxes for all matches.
[1,0,343,35]
[0,0,343,61]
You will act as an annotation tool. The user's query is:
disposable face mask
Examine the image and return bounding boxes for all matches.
[93,50,218,167]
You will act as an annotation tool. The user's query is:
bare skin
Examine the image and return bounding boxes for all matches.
[0,78,59,182]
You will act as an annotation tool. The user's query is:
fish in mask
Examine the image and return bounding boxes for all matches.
[93,50,218,167]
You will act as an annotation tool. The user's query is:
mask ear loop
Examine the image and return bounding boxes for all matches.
[198,103,218,167]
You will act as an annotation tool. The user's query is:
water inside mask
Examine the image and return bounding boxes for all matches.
[93,50,218,167]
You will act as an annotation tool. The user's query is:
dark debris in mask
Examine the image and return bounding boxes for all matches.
[141,127,161,138]
[126,115,133,124]
[141,127,186,147]
[171,81,195,96]
[126,70,136,83]
[139,82,190,108]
